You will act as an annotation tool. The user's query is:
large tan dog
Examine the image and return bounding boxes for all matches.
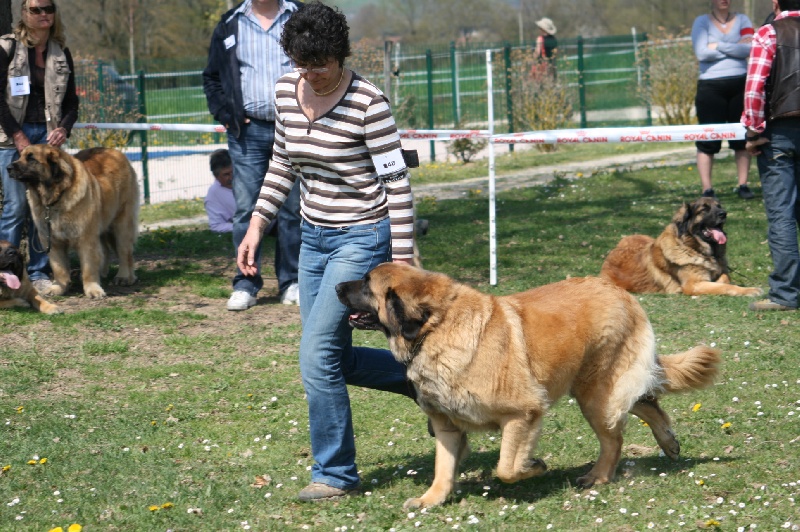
[336,263,721,508]
[600,197,762,296]
[0,240,59,314]
[8,145,139,299]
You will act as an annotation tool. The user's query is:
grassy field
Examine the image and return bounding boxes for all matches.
[1,157,798,531]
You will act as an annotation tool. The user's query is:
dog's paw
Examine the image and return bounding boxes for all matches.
[576,474,597,489]
[112,275,137,287]
[404,496,444,509]
[497,458,547,483]
[84,284,107,299]
[744,287,764,297]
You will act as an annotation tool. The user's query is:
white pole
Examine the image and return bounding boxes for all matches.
[486,50,497,286]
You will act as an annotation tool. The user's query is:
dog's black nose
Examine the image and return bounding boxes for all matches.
[719,209,727,220]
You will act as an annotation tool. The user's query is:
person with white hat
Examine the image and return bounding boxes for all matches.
[534,17,558,76]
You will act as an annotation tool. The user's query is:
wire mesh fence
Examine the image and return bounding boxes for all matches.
[69,32,663,204]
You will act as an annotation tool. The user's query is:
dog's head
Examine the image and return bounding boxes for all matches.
[674,197,728,246]
[7,145,74,205]
[0,240,24,291]
[336,263,455,361]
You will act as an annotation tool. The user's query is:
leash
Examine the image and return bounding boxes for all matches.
[29,205,52,254]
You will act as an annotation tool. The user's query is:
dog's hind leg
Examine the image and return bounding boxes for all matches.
[630,397,680,460]
[110,217,137,286]
[574,391,626,488]
[495,414,547,484]
[404,413,468,509]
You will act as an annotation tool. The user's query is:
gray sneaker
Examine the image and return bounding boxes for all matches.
[227,290,257,311]
[297,482,359,502]
[31,279,53,294]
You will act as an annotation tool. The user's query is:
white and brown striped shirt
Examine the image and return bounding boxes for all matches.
[253,71,414,260]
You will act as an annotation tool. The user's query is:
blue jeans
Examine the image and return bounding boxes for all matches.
[227,118,300,295]
[756,120,800,308]
[0,123,51,281]
[298,218,413,489]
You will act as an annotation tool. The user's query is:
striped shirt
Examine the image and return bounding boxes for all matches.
[253,72,415,260]
[236,0,296,121]
[742,11,800,133]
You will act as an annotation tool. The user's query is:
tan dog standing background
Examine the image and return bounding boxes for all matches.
[8,145,139,299]
[337,263,721,508]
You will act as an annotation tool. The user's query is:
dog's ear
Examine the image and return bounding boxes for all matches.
[386,288,430,341]
[675,202,693,237]
[46,149,64,183]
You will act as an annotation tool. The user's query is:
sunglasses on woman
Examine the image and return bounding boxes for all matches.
[28,5,56,15]
[293,66,329,74]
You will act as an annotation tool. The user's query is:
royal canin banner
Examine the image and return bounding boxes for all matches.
[74,123,746,143]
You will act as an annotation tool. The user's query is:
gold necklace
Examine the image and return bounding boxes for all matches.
[310,68,345,97]
[711,11,732,28]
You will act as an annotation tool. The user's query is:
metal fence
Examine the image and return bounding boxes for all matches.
[70,33,654,204]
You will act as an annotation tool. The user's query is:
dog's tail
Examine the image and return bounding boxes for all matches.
[658,346,721,393]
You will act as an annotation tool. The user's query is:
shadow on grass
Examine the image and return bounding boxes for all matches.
[368,448,732,504]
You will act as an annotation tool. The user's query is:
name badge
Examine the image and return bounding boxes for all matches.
[373,148,406,177]
[224,35,236,49]
[9,76,30,97]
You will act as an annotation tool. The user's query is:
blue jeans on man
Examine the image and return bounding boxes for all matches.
[755,120,800,309]
[0,123,52,281]
[227,118,300,296]
[298,218,412,490]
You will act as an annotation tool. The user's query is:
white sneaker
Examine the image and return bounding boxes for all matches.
[227,290,257,311]
[280,282,299,306]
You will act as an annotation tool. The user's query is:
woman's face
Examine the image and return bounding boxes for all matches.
[712,0,731,11]
[24,0,56,32]
[295,58,341,93]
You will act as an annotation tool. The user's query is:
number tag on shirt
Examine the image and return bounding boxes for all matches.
[373,148,406,177]
[9,76,30,97]
[224,35,236,49]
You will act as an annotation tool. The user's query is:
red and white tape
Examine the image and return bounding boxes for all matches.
[74,122,746,143]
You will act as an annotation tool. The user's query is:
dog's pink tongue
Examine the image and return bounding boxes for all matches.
[709,228,727,245]
[0,271,21,290]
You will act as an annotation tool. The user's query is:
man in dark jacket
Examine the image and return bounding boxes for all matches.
[203,0,301,310]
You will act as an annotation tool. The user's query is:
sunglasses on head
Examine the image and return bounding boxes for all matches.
[28,5,56,15]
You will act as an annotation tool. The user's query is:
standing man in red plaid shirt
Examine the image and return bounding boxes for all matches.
[741,0,800,311]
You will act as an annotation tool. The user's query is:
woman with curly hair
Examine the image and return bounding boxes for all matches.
[237,1,416,501]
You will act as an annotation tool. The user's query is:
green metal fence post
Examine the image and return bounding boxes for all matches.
[137,70,150,204]
[504,43,514,152]
[426,49,435,161]
[642,32,652,126]
[577,35,587,128]
[97,62,105,122]
[450,41,459,127]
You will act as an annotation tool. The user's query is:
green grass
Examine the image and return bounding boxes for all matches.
[1,158,798,531]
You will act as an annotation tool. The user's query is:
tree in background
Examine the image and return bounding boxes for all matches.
[637,29,697,126]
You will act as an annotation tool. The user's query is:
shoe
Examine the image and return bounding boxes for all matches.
[736,184,755,200]
[280,282,299,306]
[31,279,53,293]
[297,482,359,502]
[415,218,429,237]
[701,188,717,199]
[227,290,256,311]
[748,299,796,311]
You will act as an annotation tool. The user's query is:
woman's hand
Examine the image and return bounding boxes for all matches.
[46,127,67,147]
[392,257,414,265]
[237,218,267,276]
[12,130,30,153]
